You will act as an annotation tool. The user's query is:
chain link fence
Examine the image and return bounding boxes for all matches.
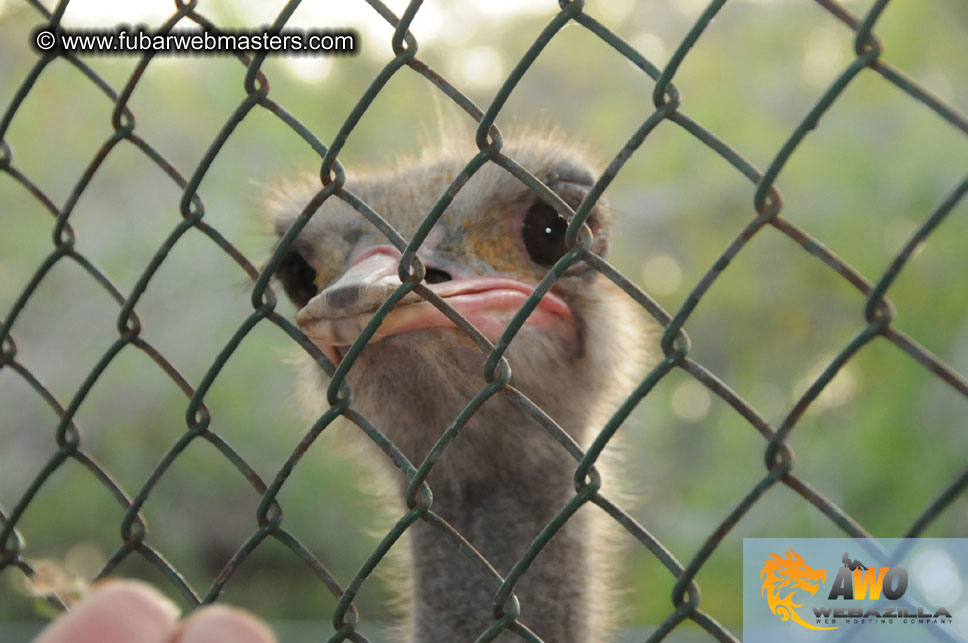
[2,0,967,641]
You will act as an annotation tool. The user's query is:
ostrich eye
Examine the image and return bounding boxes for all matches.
[277,250,318,308]
[522,201,569,266]
[295,257,317,295]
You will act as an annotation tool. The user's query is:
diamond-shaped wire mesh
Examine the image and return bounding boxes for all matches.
[1,0,967,641]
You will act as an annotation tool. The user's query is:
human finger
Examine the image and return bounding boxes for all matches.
[173,604,277,643]
[33,580,180,643]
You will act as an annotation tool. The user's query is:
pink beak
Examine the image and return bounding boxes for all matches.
[296,249,573,365]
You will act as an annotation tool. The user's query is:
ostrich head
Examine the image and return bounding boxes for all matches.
[269,133,646,641]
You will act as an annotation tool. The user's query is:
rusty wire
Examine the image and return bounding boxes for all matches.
[2,0,968,641]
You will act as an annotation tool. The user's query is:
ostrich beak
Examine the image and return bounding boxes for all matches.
[296,248,574,365]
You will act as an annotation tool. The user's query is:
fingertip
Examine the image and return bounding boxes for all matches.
[174,605,277,643]
[33,579,180,643]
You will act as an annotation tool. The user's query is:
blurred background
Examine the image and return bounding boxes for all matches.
[1,0,967,640]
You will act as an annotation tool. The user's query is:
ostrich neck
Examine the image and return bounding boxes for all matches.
[404,416,596,643]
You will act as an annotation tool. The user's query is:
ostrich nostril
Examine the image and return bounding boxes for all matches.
[424,267,452,284]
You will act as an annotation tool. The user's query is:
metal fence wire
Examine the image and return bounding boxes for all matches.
[2,0,968,641]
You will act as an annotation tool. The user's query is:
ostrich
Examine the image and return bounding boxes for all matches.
[269,133,647,642]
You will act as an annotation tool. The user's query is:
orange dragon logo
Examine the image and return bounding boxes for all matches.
[760,548,837,631]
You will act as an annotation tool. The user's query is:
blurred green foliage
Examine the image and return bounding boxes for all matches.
[1,0,966,639]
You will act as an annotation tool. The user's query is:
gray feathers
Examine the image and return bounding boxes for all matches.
[270,132,648,642]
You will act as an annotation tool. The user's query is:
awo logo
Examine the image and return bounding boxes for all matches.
[760,548,835,631]
[824,551,908,603]
[758,547,953,633]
